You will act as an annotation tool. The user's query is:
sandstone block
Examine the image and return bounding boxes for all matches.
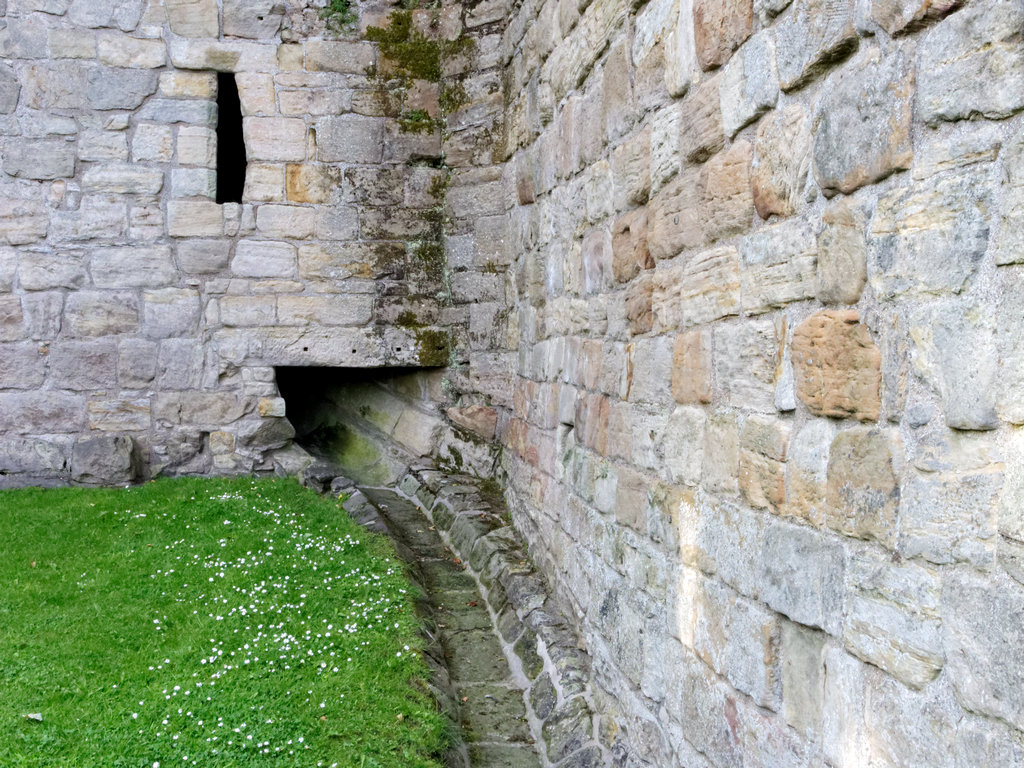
[0,343,45,390]
[118,338,158,388]
[672,330,712,404]
[4,139,76,180]
[176,240,230,274]
[775,0,857,91]
[159,72,217,98]
[694,0,753,70]
[626,273,656,335]
[132,124,174,162]
[0,296,22,342]
[170,168,216,198]
[286,164,341,204]
[235,72,276,116]
[816,197,867,305]
[22,293,64,340]
[740,218,816,314]
[826,426,900,547]
[243,117,307,162]
[662,405,706,486]
[0,66,19,115]
[0,197,48,245]
[91,246,176,288]
[87,68,158,110]
[679,75,724,164]
[277,295,373,326]
[98,33,166,68]
[255,204,315,239]
[784,419,833,526]
[869,174,989,300]
[232,240,297,278]
[447,405,499,441]
[223,0,286,38]
[715,318,777,412]
[153,392,251,426]
[167,200,223,237]
[137,99,218,125]
[219,296,276,326]
[780,621,826,738]
[994,126,1024,266]
[665,0,699,96]
[917,0,1024,125]
[676,246,740,329]
[739,414,789,510]
[65,292,139,337]
[611,127,651,209]
[650,103,683,192]
[701,412,739,494]
[750,105,811,220]
[701,140,753,245]
[813,46,913,197]
[317,115,384,164]
[871,0,961,35]
[943,569,1024,730]
[49,340,119,391]
[304,40,377,74]
[71,435,135,485]
[609,209,650,284]
[244,163,286,202]
[719,30,778,137]
[0,392,87,434]
[143,289,200,339]
[88,398,151,432]
[166,0,219,37]
[83,163,164,195]
[18,253,86,291]
[762,520,845,634]
[909,299,998,431]
[49,28,97,60]
[792,310,880,421]
[169,40,278,72]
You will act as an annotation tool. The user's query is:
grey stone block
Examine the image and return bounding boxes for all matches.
[71,435,134,485]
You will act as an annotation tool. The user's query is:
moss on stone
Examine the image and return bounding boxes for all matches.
[398,108,437,134]
[414,327,451,367]
[366,11,443,82]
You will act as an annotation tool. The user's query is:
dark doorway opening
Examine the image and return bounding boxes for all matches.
[216,72,245,204]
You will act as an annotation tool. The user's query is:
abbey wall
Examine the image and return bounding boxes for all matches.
[1,0,1023,764]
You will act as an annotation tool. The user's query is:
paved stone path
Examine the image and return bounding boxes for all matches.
[356,486,543,768]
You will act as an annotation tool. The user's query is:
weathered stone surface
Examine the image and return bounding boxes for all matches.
[679,75,724,164]
[71,435,134,484]
[167,200,223,238]
[995,126,1024,267]
[780,621,826,738]
[256,205,316,239]
[701,140,753,245]
[693,0,753,70]
[775,0,857,90]
[0,391,87,434]
[648,166,702,261]
[97,33,166,68]
[0,66,21,115]
[672,330,712,404]
[176,126,216,167]
[626,272,655,335]
[785,419,833,525]
[611,208,652,284]
[286,164,341,204]
[232,240,297,278]
[763,520,845,634]
[277,295,373,326]
[740,218,816,314]
[87,67,158,110]
[871,0,961,35]
[0,437,67,476]
[869,174,989,300]
[662,405,706,486]
[49,340,119,391]
[908,300,998,431]
[826,427,900,547]
[943,569,1024,730]
[65,292,139,337]
[816,197,867,305]
[917,0,1024,125]
[243,117,307,162]
[318,115,384,164]
[0,197,48,245]
[719,30,778,137]
[0,342,45,389]
[715,318,777,413]
[792,310,881,421]
[4,139,77,180]
[739,414,789,510]
[166,0,219,37]
[222,0,286,39]
[447,405,499,441]
[83,163,164,195]
[142,289,200,338]
[650,103,683,191]
[176,240,230,274]
[813,46,913,197]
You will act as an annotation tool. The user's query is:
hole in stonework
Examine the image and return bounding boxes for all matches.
[302,346,309,352]
[216,72,246,204]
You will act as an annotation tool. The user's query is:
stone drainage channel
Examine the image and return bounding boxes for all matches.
[307,463,608,768]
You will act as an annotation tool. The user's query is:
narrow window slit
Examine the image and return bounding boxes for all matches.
[216,72,246,204]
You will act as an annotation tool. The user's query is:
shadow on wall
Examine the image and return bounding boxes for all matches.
[275,366,447,486]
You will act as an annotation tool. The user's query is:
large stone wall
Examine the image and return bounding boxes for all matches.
[496,0,1024,763]
[0,0,510,485]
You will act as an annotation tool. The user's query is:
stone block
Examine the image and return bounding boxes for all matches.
[672,330,712,404]
[673,246,740,330]
[255,204,316,239]
[64,292,139,337]
[816,197,867,305]
[611,127,651,209]
[0,296,22,342]
[701,412,739,494]
[0,437,67,476]
[22,293,64,340]
[679,74,724,164]
[740,218,816,314]
[118,338,158,388]
[719,30,778,137]
[243,117,307,162]
[694,0,753,70]
[625,273,656,335]
[0,197,48,245]
[90,246,176,289]
[159,71,217,98]
[908,299,998,431]
[869,174,989,300]
[70,434,135,485]
[611,209,652,284]
[176,240,230,274]
[792,310,881,421]
[153,391,251,426]
[277,295,373,326]
[3,139,76,180]
[942,569,1024,730]
[83,163,164,195]
[167,200,223,237]
[176,126,216,167]
[715,317,777,412]
[701,140,753,245]
[317,115,384,164]
[49,340,118,391]
[232,240,297,278]
[0,343,45,389]
[739,414,789,510]
[88,398,152,432]
[244,163,286,202]
[49,28,97,60]
[917,0,1024,125]
[168,40,278,72]
[665,0,699,96]
[223,0,286,39]
[235,72,275,116]
[87,68,159,110]
[661,405,706,486]
[825,426,900,547]
[995,126,1024,266]
[813,46,913,197]
[142,289,200,339]
[132,124,174,162]
[602,40,635,142]
[775,0,857,91]
[762,520,845,635]
[0,392,87,434]
[304,40,376,73]
[0,66,20,115]
[97,32,166,68]
[166,0,219,37]
[871,0,961,35]
[138,99,217,125]
[648,166,703,261]
[219,296,276,326]
[170,168,216,198]
[651,103,683,191]
[286,164,341,204]
[582,228,612,295]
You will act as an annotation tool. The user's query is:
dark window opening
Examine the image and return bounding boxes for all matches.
[216,72,246,204]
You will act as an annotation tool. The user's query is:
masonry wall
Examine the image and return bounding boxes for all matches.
[496,0,1024,763]
[0,0,511,485]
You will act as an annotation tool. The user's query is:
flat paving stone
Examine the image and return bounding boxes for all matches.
[437,601,494,633]
[421,558,481,593]
[446,628,511,683]
[459,684,532,743]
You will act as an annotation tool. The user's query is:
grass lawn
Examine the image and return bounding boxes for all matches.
[0,477,447,768]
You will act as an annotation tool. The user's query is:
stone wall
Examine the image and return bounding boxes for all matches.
[0,0,509,485]
[496,0,1024,763]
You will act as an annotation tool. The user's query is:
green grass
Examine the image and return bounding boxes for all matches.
[0,477,447,768]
